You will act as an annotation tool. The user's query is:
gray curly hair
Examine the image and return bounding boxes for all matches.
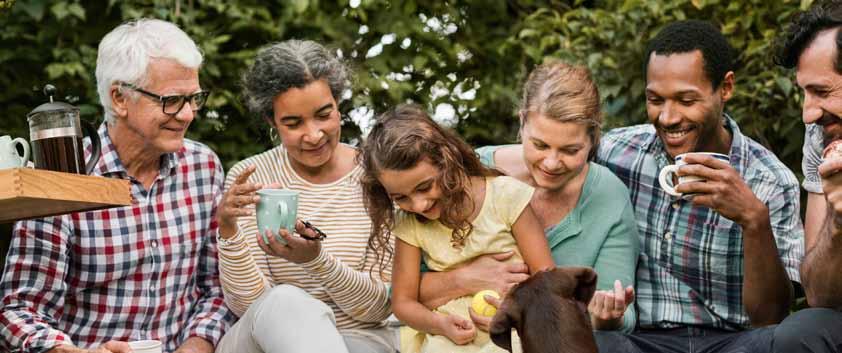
[242,40,349,122]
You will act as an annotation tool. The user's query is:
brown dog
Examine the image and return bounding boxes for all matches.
[489,267,598,353]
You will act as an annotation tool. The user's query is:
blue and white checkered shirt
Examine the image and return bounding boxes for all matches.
[596,115,804,330]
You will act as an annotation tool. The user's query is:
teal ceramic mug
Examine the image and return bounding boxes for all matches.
[256,189,299,245]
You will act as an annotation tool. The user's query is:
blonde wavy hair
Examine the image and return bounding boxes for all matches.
[521,61,603,160]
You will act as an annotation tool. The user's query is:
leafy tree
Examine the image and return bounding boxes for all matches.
[0,0,809,178]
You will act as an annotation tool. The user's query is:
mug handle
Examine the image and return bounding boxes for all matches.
[12,137,29,167]
[276,201,290,244]
[277,201,289,228]
[82,120,101,175]
[658,164,682,197]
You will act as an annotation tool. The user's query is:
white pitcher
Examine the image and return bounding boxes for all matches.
[0,135,30,170]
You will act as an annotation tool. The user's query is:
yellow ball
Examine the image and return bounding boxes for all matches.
[471,290,500,317]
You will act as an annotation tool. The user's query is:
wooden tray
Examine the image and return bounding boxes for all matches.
[0,168,132,223]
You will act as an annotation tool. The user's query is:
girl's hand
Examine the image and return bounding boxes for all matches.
[468,294,503,332]
[588,280,635,330]
[257,220,322,264]
[437,314,476,345]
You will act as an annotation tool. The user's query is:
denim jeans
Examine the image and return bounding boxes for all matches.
[594,325,775,353]
[773,308,842,353]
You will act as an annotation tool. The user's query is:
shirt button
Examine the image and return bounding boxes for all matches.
[664,232,672,240]
[151,240,158,248]
[672,202,680,209]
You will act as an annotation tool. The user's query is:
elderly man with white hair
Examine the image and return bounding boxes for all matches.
[0,19,233,353]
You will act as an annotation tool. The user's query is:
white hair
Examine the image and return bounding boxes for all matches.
[95,18,203,123]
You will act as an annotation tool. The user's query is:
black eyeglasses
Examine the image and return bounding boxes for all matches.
[120,83,210,115]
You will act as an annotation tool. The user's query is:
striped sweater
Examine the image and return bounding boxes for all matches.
[217,144,392,329]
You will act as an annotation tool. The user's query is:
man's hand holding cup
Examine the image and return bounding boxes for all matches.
[660,152,768,230]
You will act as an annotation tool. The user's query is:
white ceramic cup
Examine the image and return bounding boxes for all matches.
[128,340,163,353]
[658,152,730,198]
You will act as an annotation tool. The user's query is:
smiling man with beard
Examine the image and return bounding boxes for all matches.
[594,20,803,353]
[770,2,842,352]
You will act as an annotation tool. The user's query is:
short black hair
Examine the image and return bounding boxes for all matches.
[644,20,736,89]
[774,1,842,73]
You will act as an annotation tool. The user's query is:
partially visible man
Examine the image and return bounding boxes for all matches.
[594,20,803,353]
[771,2,842,352]
[0,19,233,353]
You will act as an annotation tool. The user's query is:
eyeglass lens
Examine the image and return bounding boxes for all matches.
[163,92,209,114]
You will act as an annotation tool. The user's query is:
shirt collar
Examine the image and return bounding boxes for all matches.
[93,122,179,178]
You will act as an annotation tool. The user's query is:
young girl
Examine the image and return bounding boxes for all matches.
[359,104,555,353]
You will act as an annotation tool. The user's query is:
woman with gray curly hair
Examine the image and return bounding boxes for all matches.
[214,40,396,353]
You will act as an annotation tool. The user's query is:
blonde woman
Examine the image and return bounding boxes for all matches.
[418,62,640,334]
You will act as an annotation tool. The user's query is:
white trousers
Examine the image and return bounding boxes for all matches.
[216,285,397,353]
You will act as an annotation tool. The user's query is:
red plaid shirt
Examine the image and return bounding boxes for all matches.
[0,124,233,353]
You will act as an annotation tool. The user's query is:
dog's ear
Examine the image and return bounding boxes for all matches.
[571,266,598,304]
[489,301,519,352]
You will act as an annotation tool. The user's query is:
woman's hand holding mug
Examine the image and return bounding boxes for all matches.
[218,165,279,238]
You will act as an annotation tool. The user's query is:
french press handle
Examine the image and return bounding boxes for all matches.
[82,121,101,174]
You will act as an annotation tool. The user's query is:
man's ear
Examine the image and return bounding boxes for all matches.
[489,301,519,352]
[719,71,735,103]
[571,267,598,304]
[110,85,128,119]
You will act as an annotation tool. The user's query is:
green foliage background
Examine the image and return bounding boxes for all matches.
[0,0,811,178]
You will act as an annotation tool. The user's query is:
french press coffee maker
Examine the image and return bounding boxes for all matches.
[26,85,101,175]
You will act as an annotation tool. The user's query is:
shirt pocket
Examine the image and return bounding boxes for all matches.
[160,234,202,272]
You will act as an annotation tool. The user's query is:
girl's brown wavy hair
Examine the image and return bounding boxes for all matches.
[358,104,501,276]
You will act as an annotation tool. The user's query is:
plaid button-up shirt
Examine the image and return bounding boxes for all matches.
[0,124,233,353]
[596,115,803,330]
